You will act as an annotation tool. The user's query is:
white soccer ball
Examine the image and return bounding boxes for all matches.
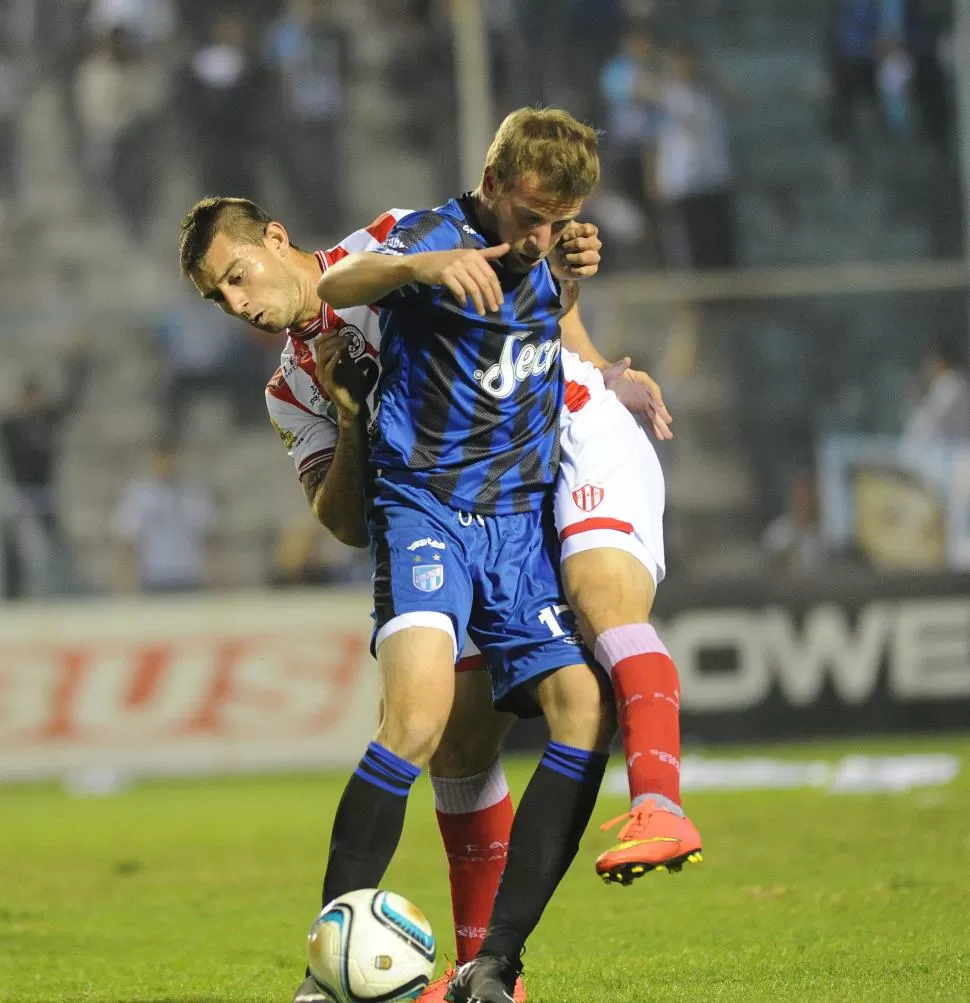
[307,889,436,1003]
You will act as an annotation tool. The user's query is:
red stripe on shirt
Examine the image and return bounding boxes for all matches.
[559,517,634,541]
[367,211,399,244]
[323,244,349,270]
[321,245,348,329]
[564,380,591,413]
[298,448,336,474]
[266,377,315,416]
[294,344,317,380]
[290,320,322,341]
[321,214,399,322]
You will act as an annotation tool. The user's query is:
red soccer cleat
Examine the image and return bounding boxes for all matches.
[596,798,703,885]
[421,965,527,1002]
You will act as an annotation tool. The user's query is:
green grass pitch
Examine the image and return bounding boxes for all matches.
[2,734,968,1002]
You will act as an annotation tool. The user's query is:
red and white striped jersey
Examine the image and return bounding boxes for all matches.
[264,208,605,477]
[264,209,409,476]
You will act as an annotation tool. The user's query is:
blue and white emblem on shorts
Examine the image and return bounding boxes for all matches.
[412,563,444,592]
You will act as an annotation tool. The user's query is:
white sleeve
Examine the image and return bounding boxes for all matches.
[265,387,339,476]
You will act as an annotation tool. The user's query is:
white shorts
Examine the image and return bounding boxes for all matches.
[556,393,666,586]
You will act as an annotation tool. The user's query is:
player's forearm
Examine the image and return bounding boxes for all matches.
[559,293,611,369]
[317,251,417,309]
[311,416,370,547]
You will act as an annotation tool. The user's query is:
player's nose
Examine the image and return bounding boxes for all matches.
[223,287,248,318]
[528,223,554,254]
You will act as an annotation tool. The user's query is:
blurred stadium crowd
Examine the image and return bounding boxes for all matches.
[0,0,967,599]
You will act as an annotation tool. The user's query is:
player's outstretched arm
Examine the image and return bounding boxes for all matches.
[559,284,673,441]
[559,281,609,367]
[318,246,510,316]
[317,251,417,310]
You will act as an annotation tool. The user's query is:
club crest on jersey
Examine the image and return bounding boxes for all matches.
[572,483,604,512]
[337,324,367,359]
[412,563,444,592]
[474,333,561,400]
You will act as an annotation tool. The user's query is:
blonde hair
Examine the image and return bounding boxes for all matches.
[483,107,600,202]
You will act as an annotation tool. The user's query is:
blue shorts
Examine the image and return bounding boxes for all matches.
[369,478,591,716]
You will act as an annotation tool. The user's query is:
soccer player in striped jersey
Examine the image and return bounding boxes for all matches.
[179,116,700,998]
[314,108,614,1003]
[182,197,531,1003]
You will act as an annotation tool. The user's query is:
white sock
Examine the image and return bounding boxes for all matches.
[431,758,509,815]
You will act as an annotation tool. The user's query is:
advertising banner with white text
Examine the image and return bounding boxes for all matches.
[652,572,970,743]
[508,572,970,749]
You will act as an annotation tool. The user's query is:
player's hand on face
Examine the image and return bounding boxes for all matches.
[554,222,601,280]
[601,358,674,441]
[411,246,510,316]
[315,331,361,422]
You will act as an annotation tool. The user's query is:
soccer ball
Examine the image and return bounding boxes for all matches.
[307,889,436,1003]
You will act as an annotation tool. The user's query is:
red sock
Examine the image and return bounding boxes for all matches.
[595,624,681,805]
[431,760,514,964]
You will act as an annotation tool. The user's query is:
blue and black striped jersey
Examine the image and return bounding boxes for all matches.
[371,194,565,516]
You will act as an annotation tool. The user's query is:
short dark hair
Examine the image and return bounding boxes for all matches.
[178,196,274,278]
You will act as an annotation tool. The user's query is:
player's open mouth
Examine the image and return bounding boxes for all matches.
[253,312,265,327]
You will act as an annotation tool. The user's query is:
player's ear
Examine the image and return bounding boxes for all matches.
[265,221,290,256]
[481,166,498,201]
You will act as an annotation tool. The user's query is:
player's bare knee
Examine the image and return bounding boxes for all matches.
[577,680,617,754]
[375,626,455,767]
[430,726,506,778]
[430,666,512,778]
[376,708,449,769]
[537,663,616,754]
[430,697,512,777]
[550,689,615,755]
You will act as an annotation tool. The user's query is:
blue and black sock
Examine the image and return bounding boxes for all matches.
[321,742,421,905]
[480,740,609,961]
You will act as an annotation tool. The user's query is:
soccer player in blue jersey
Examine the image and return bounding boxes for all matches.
[314,108,610,1003]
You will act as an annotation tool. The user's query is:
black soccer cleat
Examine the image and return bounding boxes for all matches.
[292,974,336,1003]
[445,954,523,1003]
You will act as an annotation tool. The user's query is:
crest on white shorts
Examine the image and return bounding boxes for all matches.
[412,563,445,592]
[572,483,604,512]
